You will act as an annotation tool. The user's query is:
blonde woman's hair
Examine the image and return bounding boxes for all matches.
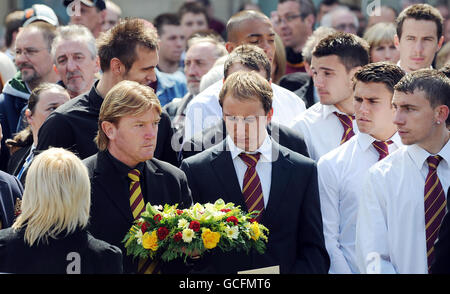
[95,80,162,151]
[363,22,397,50]
[272,33,286,84]
[12,148,91,246]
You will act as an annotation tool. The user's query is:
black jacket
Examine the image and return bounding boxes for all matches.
[0,227,123,274]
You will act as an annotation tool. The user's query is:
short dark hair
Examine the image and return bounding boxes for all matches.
[278,0,316,18]
[396,4,443,40]
[312,32,369,72]
[353,62,405,93]
[224,45,271,82]
[153,13,180,37]
[4,10,24,48]
[97,18,159,72]
[394,69,450,123]
[178,2,208,22]
[226,10,271,43]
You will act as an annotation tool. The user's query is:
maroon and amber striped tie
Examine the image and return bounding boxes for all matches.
[334,112,355,145]
[424,155,446,272]
[239,153,264,222]
[372,140,393,161]
[128,169,160,274]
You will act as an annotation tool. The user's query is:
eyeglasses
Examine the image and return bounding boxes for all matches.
[274,14,302,25]
[15,47,49,58]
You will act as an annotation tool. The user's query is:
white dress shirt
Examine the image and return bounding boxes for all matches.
[356,140,450,274]
[290,102,359,161]
[317,132,403,274]
[183,80,306,143]
[226,133,273,208]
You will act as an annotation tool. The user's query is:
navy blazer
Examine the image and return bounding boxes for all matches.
[0,170,22,229]
[180,140,330,274]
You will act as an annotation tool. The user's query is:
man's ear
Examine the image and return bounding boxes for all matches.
[266,108,274,125]
[225,42,236,54]
[25,109,33,125]
[435,104,449,126]
[101,121,116,140]
[110,57,124,76]
[394,34,400,50]
[437,35,444,52]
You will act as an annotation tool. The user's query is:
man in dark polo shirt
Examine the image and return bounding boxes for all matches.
[36,18,177,165]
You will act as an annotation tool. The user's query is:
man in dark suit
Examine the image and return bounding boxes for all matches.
[36,18,177,165]
[180,71,329,274]
[0,124,23,229]
[83,80,192,274]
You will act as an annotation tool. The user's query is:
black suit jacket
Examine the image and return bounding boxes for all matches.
[180,140,329,274]
[180,121,309,163]
[431,187,450,273]
[0,171,22,229]
[83,151,193,273]
[0,227,123,274]
[293,76,315,109]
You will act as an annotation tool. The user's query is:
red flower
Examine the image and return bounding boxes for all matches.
[189,220,201,232]
[249,218,257,223]
[153,214,162,223]
[226,216,239,226]
[140,222,149,233]
[221,209,231,213]
[157,227,169,240]
[173,232,183,242]
[176,209,183,215]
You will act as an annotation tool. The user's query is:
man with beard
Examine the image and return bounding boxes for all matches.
[0,22,58,169]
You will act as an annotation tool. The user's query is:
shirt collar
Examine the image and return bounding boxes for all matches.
[407,139,450,170]
[357,132,402,152]
[226,130,273,163]
[105,149,145,179]
[322,104,353,119]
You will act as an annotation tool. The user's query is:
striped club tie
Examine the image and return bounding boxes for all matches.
[372,140,393,161]
[334,112,355,145]
[424,155,446,272]
[128,169,160,274]
[239,153,264,222]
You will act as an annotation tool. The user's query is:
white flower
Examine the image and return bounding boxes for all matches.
[135,230,143,245]
[225,226,239,240]
[182,228,195,243]
[178,218,188,229]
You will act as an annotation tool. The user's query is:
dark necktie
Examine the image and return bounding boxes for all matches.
[424,155,446,272]
[239,153,264,222]
[334,112,355,145]
[372,140,393,161]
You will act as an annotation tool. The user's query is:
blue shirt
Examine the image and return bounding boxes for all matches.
[155,68,187,106]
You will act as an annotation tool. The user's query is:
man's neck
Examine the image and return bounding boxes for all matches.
[333,97,354,115]
[157,59,179,74]
[96,74,117,98]
[418,127,450,155]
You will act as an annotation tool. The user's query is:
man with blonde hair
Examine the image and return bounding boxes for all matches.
[84,80,192,274]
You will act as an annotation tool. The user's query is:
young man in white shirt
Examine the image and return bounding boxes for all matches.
[394,4,444,73]
[183,10,306,143]
[317,62,405,274]
[290,32,370,160]
[356,69,450,274]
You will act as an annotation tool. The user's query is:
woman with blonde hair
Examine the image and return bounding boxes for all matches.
[0,148,123,274]
[363,22,400,64]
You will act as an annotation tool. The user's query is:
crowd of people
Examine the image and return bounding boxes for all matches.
[0,0,449,275]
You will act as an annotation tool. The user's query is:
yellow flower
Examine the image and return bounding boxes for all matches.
[250,222,261,241]
[142,231,158,251]
[201,229,221,249]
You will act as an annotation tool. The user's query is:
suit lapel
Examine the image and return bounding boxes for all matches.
[263,142,292,223]
[93,152,133,222]
[210,141,247,209]
[142,159,165,206]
